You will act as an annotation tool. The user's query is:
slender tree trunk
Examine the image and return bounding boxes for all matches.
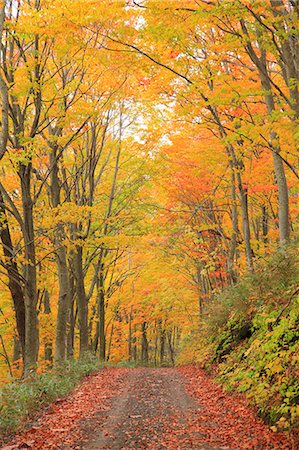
[196,267,204,320]
[88,304,96,350]
[238,184,253,271]
[19,163,39,374]
[227,169,238,283]
[73,245,88,356]
[106,322,114,362]
[269,0,299,118]
[54,246,71,363]
[241,26,290,244]
[0,192,26,362]
[269,130,290,245]
[43,290,53,364]
[262,205,269,244]
[207,100,254,272]
[141,321,149,366]
[167,330,175,366]
[49,146,72,363]
[128,305,133,360]
[97,264,106,362]
[153,320,158,367]
[0,334,12,377]
[0,2,9,161]
[93,319,99,353]
[133,323,137,362]
[160,326,165,366]
[67,274,76,358]
[261,70,290,244]
[229,146,254,272]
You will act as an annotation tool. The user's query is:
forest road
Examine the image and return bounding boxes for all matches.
[2,367,293,450]
[80,367,227,450]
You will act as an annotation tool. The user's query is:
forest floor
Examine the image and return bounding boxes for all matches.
[0,366,296,450]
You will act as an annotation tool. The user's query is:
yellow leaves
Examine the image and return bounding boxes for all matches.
[265,358,285,375]
[244,338,261,357]
[41,204,92,230]
[10,67,32,99]
[11,2,45,36]
[94,234,136,250]
[277,416,290,429]
[0,0,296,385]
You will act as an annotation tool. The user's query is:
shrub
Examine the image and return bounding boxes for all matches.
[0,352,101,437]
[178,245,299,430]
[218,298,299,428]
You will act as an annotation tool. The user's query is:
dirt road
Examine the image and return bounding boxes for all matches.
[82,368,202,450]
[1,367,295,450]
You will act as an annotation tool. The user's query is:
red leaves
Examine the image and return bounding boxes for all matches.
[1,368,128,450]
[1,366,295,450]
[176,366,295,450]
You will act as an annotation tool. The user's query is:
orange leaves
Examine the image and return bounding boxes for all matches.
[0,0,297,384]
[169,49,179,59]
[138,77,151,87]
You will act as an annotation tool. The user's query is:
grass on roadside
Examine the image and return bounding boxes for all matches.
[0,352,101,437]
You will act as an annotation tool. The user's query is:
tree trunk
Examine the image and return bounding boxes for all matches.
[43,290,53,364]
[133,323,137,362]
[49,146,72,363]
[128,305,133,361]
[141,321,149,366]
[97,264,106,362]
[13,336,22,363]
[54,245,71,363]
[238,184,253,271]
[0,192,26,362]
[0,2,9,161]
[269,0,299,118]
[227,169,238,283]
[19,162,39,374]
[270,133,290,245]
[167,330,175,366]
[106,322,114,362]
[241,27,290,245]
[67,274,76,358]
[160,326,165,366]
[73,245,88,356]
[262,205,269,244]
[229,146,254,272]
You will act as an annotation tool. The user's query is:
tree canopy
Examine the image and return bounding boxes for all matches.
[0,0,298,385]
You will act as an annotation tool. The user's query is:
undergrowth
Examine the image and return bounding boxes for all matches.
[0,352,101,437]
[178,246,299,433]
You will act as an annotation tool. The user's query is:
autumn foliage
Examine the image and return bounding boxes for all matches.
[0,0,298,440]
